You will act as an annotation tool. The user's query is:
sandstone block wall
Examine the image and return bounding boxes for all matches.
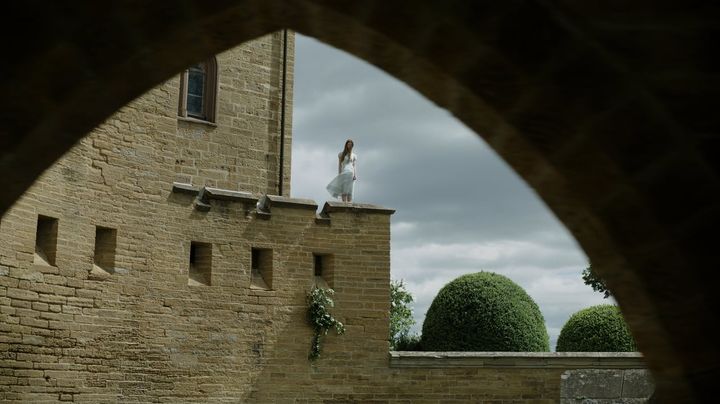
[0,191,394,403]
[173,30,294,195]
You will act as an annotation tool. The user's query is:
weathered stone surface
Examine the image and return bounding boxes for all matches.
[623,369,655,398]
[560,369,654,403]
[561,370,623,399]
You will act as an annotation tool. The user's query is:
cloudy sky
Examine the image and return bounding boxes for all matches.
[290,34,611,350]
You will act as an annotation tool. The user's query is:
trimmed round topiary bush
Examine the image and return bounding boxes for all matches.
[556,304,636,352]
[420,272,549,351]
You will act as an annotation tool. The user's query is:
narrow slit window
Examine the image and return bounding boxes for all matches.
[313,253,334,288]
[34,215,58,266]
[314,254,323,277]
[92,226,117,275]
[189,242,212,286]
[250,248,273,290]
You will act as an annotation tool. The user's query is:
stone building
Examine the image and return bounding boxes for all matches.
[1,31,652,403]
[0,31,389,402]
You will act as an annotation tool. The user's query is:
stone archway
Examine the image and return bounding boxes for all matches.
[2,2,717,401]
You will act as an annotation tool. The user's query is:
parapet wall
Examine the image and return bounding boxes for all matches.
[388,352,653,403]
[246,351,652,402]
[0,181,395,402]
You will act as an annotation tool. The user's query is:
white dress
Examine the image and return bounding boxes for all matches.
[326,152,356,199]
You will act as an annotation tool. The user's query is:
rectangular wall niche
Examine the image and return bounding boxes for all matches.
[313,253,334,288]
[92,226,117,275]
[250,248,273,290]
[34,215,58,266]
[188,242,212,286]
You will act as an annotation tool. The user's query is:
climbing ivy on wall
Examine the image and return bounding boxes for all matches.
[307,287,345,360]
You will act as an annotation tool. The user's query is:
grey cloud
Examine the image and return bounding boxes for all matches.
[295,38,566,245]
[292,34,601,351]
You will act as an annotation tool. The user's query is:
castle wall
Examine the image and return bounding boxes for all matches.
[0,189,394,402]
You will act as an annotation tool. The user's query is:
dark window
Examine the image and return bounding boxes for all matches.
[189,242,212,286]
[251,248,273,290]
[251,248,260,271]
[312,254,334,288]
[187,64,206,117]
[93,226,117,274]
[314,254,323,277]
[179,58,217,122]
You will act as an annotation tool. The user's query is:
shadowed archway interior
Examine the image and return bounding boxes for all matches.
[1,1,718,402]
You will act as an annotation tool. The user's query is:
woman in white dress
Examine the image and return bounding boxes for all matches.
[326,139,357,202]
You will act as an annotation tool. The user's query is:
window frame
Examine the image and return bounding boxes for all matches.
[178,57,218,123]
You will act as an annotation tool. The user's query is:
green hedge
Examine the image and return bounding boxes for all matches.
[556,304,636,352]
[421,272,549,351]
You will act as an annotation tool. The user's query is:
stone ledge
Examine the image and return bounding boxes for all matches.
[171,183,258,212]
[177,116,218,127]
[172,182,199,195]
[204,187,257,204]
[258,195,318,211]
[321,201,395,215]
[389,352,646,369]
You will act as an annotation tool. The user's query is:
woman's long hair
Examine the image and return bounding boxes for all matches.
[340,139,354,163]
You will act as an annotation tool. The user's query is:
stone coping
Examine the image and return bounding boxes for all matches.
[172,183,257,202]
[177,116,218,127]
[204,187,256,203]
[321,201,396,215]
[259,194,318,211]
[171,184,396,217]
[172,183,258,212]
[171,182,199,194]
[389,352,646,369]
